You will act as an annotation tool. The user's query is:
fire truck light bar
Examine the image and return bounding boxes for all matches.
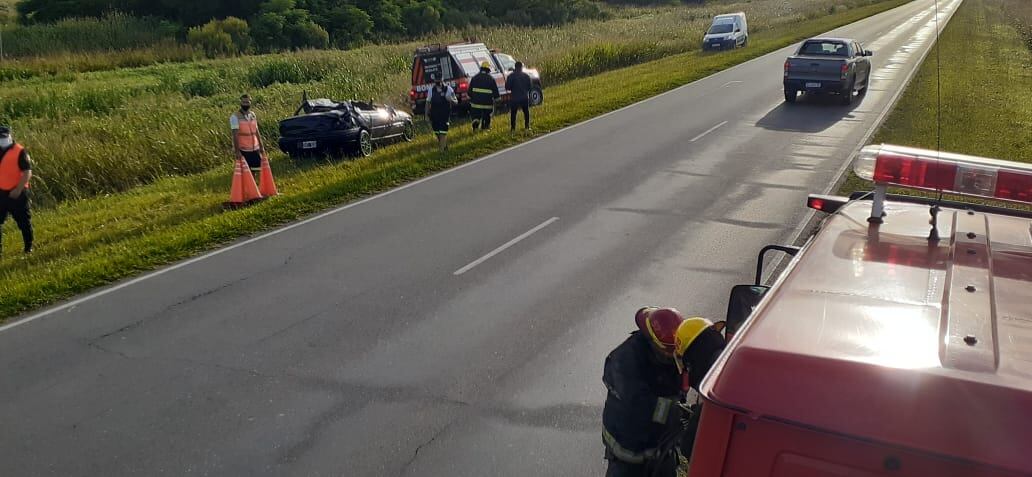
[854,144,1032,204]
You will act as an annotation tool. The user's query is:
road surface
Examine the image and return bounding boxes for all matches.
[0,0,961,475]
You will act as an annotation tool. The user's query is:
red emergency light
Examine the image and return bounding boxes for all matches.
[854,144,1032,204]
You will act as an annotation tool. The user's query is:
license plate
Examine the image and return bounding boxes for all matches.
[301,141,317,149]
[805,82,821,88]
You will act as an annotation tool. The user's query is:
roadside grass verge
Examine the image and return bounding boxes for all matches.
[840,0,1032,200]
[3,0,895,205]
[0,0,911,320]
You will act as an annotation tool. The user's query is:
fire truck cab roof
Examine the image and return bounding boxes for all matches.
[698,145,1032,476]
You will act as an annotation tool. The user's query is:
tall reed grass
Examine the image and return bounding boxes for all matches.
[0,13,178,57]
[3,0,891,205]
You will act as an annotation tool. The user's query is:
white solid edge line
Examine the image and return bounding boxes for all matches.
[690,121,729,143]
[1,0,919,333]
[453,217,559,276]
[769,0,961,284]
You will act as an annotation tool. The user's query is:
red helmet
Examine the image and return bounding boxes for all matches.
[635,307,685,356]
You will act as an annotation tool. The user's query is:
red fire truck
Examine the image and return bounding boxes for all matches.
[691,144,1032,476]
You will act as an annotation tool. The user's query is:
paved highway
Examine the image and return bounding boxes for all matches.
[0,0,961,475]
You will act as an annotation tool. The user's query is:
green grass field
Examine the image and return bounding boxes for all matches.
[840,0,1032,197]
[0,0,911,320]
[2,0,893,205]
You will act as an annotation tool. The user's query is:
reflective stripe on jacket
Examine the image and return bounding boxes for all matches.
[468,72,498,109]
[234,112,261,152]
[602,428,647,464]
[601,332,683,462]
[0,144,28,190]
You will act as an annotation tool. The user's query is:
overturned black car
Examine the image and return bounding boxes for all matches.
[278,96,414,159]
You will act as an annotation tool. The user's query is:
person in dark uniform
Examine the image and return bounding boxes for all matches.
[505,61,533,131]
[0,125,34,256]
[426,74,457,152]
[672,317,728,463]
[468,61,499,131]
[602,307,688,477]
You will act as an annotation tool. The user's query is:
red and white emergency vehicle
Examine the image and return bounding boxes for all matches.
[692,144,1032,476]
[409,42,543,114]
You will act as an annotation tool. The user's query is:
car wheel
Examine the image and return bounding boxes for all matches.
[530,88,543,106]
[403,121,414,142]
[840,79,856,106]
[356,130,373,157]
[784,89,797,103]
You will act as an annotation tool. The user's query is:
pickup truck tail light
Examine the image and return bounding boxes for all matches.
[840,63,849,80]
[854,144,1032,204]
[784,60,790,77]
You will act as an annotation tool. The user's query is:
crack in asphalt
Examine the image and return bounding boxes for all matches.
[90,319,144,343]
[86,341,131,359]
[398,420,455,477]
[86,276,251,350]
[167,276,251,312]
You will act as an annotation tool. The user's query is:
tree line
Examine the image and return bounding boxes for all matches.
[14,0,645,54]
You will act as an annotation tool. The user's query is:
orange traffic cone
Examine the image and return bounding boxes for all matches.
[259,153,279,197]
[224,159,246,208]
[241,158,264,203]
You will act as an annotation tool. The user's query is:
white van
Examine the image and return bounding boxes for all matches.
[703,12,748,51]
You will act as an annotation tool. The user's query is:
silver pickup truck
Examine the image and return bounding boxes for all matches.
[784,37,872,105]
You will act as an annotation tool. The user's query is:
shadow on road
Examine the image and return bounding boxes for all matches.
[756,93,866,133]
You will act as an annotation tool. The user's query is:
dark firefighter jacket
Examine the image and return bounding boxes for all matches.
[469,71,499,110]
[602,331,683,463]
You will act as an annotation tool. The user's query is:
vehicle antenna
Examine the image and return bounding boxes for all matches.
[929,0,944,243]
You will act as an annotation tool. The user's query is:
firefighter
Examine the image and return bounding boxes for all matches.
[230,94,266,176]
[426,74,458,152]
[468,61,499,131]
[672,317,728,462]
[602,307,687,476]
[0,125,33,256]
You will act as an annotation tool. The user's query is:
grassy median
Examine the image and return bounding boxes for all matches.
[840,0,1032,196]
[0,0,912,320]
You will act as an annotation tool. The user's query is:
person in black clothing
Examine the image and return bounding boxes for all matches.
[505,62,533,131]
[671,317,728,463]
[602,307,688,477]
[426,75,458,152]
[0,125,34,256]
[468,61,499,131]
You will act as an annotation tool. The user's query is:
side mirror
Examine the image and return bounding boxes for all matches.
[507,67,514,72]
[864,50,874,57]
[725,285,770,339]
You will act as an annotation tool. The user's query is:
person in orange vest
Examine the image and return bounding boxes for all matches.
[0,125,34,256]
[230,94,266,176]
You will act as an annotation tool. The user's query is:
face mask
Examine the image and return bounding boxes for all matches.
[0,137,12,148]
